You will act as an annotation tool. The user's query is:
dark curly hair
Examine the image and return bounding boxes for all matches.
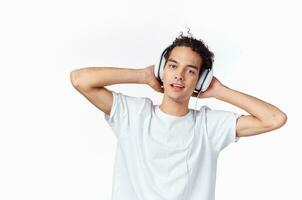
[163,28,215,77]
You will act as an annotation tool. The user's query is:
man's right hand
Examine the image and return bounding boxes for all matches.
[144,65,164,94]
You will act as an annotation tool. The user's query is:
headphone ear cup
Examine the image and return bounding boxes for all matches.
[154,58,160,79]
[195,68,213,92]
[159,56,165,82]
[155,47,169,84]
[154,56,164,85]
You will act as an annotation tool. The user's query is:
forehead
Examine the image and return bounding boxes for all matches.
[168,46,202,70]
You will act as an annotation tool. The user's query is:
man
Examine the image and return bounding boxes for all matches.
[70,33,287,200]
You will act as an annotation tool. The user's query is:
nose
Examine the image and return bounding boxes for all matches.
[174,69,185,80]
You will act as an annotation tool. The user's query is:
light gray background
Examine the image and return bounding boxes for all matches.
[0,0,300,199]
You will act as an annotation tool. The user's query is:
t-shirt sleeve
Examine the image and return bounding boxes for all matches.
[103,91,130,139]
[204,106,243,153]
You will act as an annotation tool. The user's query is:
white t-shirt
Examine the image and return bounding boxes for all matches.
[104,91,242,200]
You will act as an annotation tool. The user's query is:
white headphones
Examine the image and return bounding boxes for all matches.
[154,45,214,199]
[153,46,213,92]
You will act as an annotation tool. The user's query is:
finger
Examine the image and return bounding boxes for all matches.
[192,90,198,96]
[191,92,197,97]
[157,85,164,93]
[161,86,165,93]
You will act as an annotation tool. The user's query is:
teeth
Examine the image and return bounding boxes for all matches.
[171,84,184,88]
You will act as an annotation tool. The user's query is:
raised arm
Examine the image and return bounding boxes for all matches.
[196,76,287,137]
[70,66,147,115]
[216,85,287,137]
[69,65,164,114]
[70,66,147,89]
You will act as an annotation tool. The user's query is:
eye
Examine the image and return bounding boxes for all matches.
[169,64,176,68]
[189,70,196,75]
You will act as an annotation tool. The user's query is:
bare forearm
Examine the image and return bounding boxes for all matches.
[215,86,287,125]
[70,67,147,89]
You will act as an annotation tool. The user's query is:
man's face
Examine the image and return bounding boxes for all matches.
[163,46,202,102]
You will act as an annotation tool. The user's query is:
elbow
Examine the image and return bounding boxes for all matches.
[70,70,81,89]
[271,112,288,129]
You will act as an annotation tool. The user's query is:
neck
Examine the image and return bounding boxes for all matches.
[159,94,190,117]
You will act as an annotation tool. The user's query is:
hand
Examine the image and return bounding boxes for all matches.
[144,64,164,93]
[191,76,225,99]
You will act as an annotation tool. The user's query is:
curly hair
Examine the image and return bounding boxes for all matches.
[163,28,215,77]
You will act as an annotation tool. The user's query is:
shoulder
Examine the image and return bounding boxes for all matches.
[200,105,236,117]
[111,91,153,108]
[198,105,241,126]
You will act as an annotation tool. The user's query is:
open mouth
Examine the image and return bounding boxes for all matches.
[170,83,185,91]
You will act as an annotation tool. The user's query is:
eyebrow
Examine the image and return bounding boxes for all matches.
[167,58,199,71]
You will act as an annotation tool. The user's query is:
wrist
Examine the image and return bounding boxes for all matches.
[213,85,229,99]
[141,67,153,85]
[139,68,149,84]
